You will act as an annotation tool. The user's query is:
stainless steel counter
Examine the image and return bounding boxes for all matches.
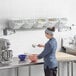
[0,52,76,76]
[0,57,44,70]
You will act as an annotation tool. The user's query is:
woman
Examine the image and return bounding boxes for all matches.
[37,27,58,76]
[29,27,58,76]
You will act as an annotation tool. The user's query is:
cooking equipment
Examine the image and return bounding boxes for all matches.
[61,36,76,55]
[0,38,13,64]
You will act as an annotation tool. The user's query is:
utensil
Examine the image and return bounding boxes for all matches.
[32,44,38,48]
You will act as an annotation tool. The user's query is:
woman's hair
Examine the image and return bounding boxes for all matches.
[45,27,55,35]
[47,27,55,32]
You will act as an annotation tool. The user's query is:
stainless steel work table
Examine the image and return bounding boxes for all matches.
[0,52,76,76]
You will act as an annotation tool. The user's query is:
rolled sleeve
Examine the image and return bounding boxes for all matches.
[37,43,52,59]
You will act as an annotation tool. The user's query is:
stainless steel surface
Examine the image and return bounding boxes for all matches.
[67,62,70,76]
[63,36,76,55]
[0,57,43,70]
[0,52,75,76]
[58,62,73,76]
[64,46,76,55]
[58,62,60,76]
[0,38,13,64]
[15,68,19,76]
[29,66,31,76]
[66,35,76,47]
[71,62,73,76]
[0,52,76,70]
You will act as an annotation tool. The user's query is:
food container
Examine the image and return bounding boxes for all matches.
[28,54,37,62]
[18,54,27,61]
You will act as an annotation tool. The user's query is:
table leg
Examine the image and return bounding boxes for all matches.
[15,68,19,76]
[67,62,70,76]
[28,66,31,76]
[71,62,73,76]
[58,62,60,76]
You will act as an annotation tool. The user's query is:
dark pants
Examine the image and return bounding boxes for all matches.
[44,67,57,76]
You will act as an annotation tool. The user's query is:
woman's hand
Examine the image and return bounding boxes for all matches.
[37,44,45,47]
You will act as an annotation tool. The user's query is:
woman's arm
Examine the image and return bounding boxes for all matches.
[37,43,52,59]
[37,44,45,47]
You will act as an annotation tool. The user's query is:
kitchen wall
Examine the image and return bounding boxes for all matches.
[0,0,76,27]
[1,29,75,57]
[1,29,61,57]
[69,0,76,24]
[0,0,70,19]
